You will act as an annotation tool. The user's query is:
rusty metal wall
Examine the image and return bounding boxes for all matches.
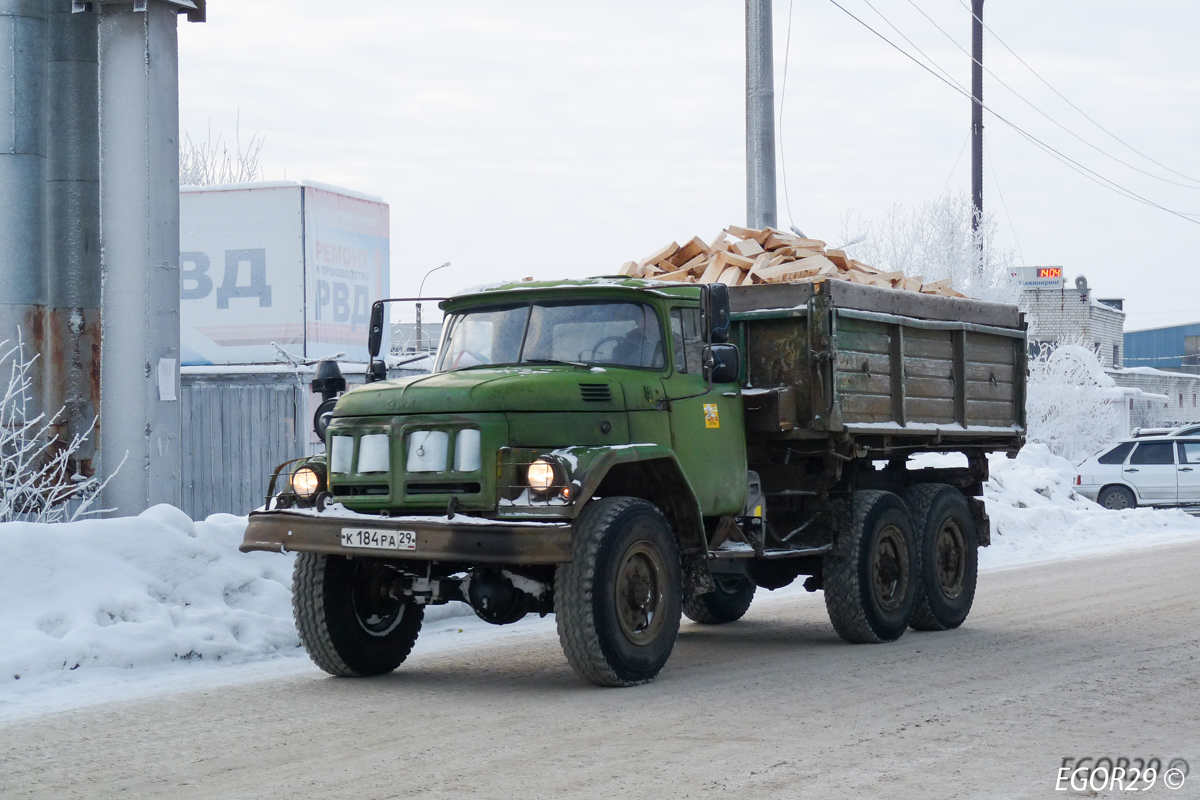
[180,372,308,521]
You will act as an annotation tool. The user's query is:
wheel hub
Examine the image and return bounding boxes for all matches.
[615,541,667,645]
[350,562,406,638]
[871,524,909,613]
[934,519,967,598]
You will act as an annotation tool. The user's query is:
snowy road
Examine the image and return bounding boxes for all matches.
[2,540,1198,799]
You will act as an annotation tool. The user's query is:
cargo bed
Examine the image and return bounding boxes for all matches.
[731,279,1026,451]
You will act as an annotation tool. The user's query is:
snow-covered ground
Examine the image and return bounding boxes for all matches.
[3,444,1199,723]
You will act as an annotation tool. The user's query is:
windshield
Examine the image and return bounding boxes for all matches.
[435,301,665,372]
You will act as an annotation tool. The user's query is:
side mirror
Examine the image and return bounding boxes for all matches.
[702,283,731,343]
[365,359,387,383]
[704,343,740,384]
[367,301,385,358]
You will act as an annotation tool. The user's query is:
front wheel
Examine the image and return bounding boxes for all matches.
[823,491,917,644]
[555,497,683,686]
[293,552,424,677]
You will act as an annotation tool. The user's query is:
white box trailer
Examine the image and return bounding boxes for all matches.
[178,181,393,518]
[180,180,390,366]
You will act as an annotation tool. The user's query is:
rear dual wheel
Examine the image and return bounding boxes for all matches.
[902,484,978,631]
[823,491,918,643]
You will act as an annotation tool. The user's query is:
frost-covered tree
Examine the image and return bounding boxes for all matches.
[1026,341,1122,463]
[0,335,116,523]
[179,119,264,187]
[840,193,1019,304]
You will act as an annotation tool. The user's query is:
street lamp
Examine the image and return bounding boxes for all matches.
[415,261,450,353]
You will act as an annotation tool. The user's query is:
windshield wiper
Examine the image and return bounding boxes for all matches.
[521,358,590,369]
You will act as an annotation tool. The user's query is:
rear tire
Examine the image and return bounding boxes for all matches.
[1098,485,1136,510]
[902,484,978,632]
[682,575,755,624]
[823,491,917,644]
[555,497,682,687]
[293,552,424,677]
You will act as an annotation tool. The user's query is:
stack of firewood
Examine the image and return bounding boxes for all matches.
[618,225,965,298]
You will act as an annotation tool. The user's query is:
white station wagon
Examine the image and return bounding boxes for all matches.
[1076,435,1200,510]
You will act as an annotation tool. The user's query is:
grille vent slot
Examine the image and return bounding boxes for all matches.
[579,383,612,403]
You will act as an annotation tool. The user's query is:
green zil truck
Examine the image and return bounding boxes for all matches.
[241,277,1026,686]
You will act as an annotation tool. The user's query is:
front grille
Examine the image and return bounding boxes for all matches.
[406,482,481,495]
[579,383,611,402]
[331,484,390,497]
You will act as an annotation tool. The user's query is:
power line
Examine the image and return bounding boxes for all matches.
[907,0,1200,190]
[940,132,970,197]
[826,0,1200,226]
[985,138,1024,263]
[953,0,1200,188]
[778,0,797,230]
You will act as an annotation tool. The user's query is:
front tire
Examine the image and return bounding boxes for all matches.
[683,575,755,624]
[823,491,917,644]
[293,552,424,677]
[902,484,978,632]
[555,497,683,687]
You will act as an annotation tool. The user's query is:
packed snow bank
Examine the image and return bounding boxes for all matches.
[979,444,1200,568]
[0,506,298,686]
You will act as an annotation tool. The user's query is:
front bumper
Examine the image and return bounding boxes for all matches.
[240,509,573,565]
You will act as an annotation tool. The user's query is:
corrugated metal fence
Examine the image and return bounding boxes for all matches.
[181,372,309,521]
[180,367,430,520]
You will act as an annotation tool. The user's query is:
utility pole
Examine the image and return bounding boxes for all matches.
[746,0,777,230]
[971,0,984,234]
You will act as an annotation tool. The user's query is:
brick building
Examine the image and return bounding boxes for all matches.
[1019,274,1125,368]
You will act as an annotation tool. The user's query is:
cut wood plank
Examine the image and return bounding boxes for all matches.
[732,238,765,258]
[919,278,954,293]
[753,262,825,283]
[746,253,772,283]
[711,250,756,271]
[825,249,852,270]
[655,267,693,282]
[618,260,639,277]
[849,259,881,274]
[678,253,709,274]
[717,266,744,286]
[726,225,766,242]
[670,236,709,267]
[697,258,725,284]
[902,276,923,292]
[639,241,678,268]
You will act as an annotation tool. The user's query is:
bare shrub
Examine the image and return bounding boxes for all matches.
[0,334,117,523]
[179,118,264,187]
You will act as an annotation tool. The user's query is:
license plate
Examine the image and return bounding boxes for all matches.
[340,528,417,551]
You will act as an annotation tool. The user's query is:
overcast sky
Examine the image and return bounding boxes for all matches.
[179,1,1200,333]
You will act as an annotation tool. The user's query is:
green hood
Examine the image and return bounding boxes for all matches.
[334,367,626,417]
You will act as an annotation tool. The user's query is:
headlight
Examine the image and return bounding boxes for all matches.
[527,459,556,491]
[291,466,324,499]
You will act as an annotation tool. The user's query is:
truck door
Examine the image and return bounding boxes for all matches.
[662,306,747,516]
[1124,441,1177,504]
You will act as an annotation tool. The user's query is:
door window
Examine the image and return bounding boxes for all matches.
[1177,442,1200,465]
[1129,442,1175,465]
[669,307,704,374]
